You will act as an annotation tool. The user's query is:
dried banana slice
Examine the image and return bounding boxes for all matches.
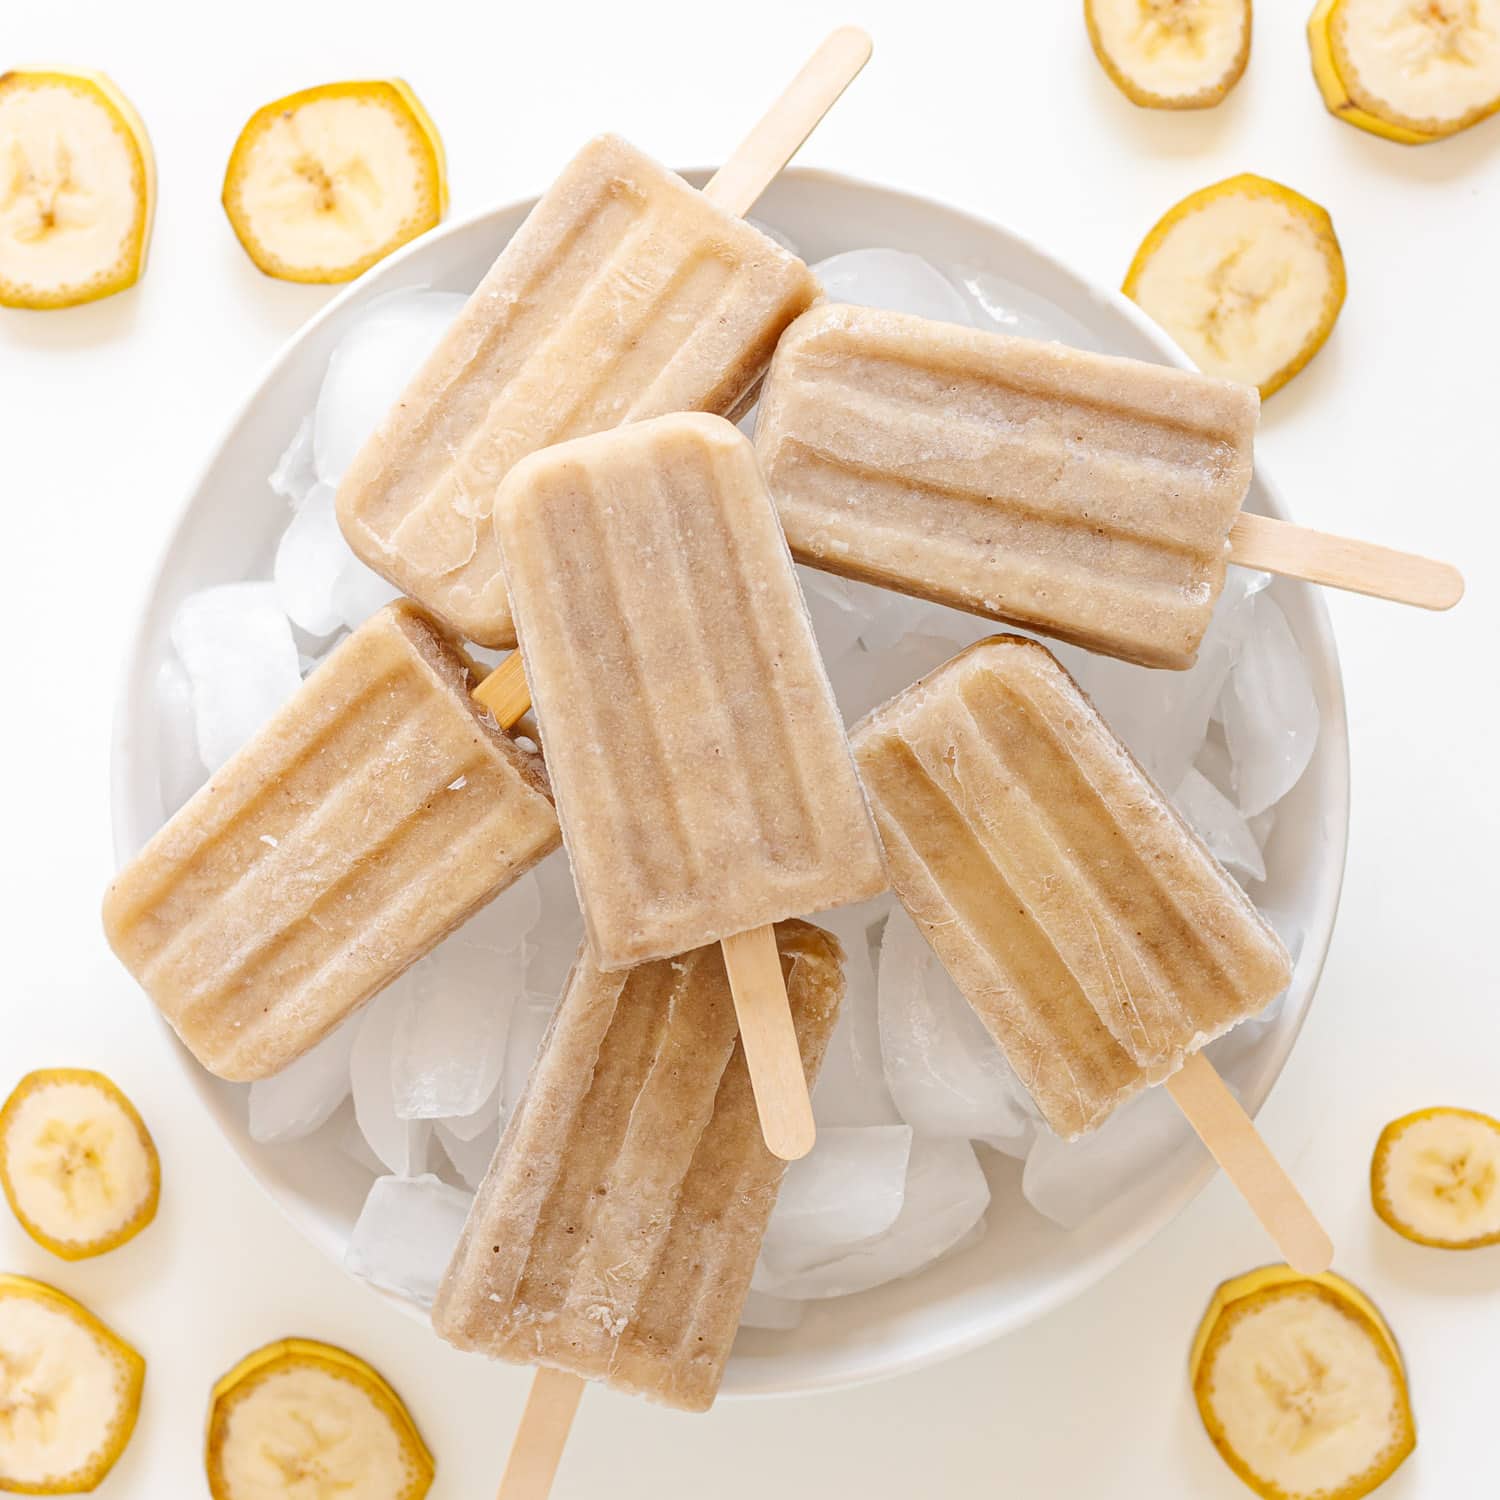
[206,1339,434,1500]
[1123,172,1346,396]
[1191,1266,1415,1500]
[1309,0,1500,144]
[1086,0,1252,109]
[222,80,446,284]
[0,1068,160,1260]
[1372,1106,1500,1248]
[0,1275,145,1494]
[0,70,155,309]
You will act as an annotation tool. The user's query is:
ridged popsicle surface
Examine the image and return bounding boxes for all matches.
[755,304,1260,670]
[103,603,560,1080]
[432,920,844,1412]
[495,413,886,969]
[337,134,819,647]
[851,635,1291,1138]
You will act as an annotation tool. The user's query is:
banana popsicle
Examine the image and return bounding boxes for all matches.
[755,304,1460,671]
[433,920,844,1412]
[336,133,820,648]
[850,635,1292,1139]
[103,602,561,1080]
[494,412,887,970]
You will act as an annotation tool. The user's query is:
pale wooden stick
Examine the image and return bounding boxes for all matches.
[720,924,817,1161]
[702,27,872,217]
[473,651,531,729]
[1166,1052,1333,1274]
[496,1369,586,1500]
[1230,511,1464,611]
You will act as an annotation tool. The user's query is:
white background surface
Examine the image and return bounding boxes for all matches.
[3,0,1497,1493]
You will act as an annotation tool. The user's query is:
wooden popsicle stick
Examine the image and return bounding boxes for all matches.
[496,1369,586,1500]
[473,651,532,729]
[702,27,873,217]
[720,924,817,1161]
[1230,511,1464,612]
[1166,1052,1333,1274]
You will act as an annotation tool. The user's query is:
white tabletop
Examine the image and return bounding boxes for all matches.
[5,0,1496,1493]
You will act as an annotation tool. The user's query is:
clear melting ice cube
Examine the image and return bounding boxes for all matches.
[170,583,301,771]
[314,290,469,486]
[345,1173,472,1307]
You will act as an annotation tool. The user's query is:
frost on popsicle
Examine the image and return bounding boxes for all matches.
[152,250,1322,1314]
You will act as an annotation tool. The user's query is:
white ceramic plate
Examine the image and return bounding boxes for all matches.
[110,167,1349,1399]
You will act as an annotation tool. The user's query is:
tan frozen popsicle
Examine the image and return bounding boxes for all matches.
[336,25,873,648]
[492,413,885,1165]
[755,304,1462,669]
[851,634,1331,1273]
[432,922,844,1499]
[102,602,560,1079]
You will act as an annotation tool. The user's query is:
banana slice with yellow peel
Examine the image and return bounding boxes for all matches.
[1309,0,1500,144]
[0,70,155,309]
[0,1069,160,1260]
[1191,1266,1415,1500]
[0,1274,145,1494]
[1123,173,1346,396]
[1371,1106,1500,1248]
[222,80,446,284]
[1086,0,1252,109]
[206,1339,434,1500]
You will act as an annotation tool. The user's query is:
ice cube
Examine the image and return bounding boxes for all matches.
[736,1290,806,1333]
[1053,568,1270,792]
[329,555,402,633]
[345,1173,473,1308]
[437,1119,501,1191]
[155,656,208,813]
[349,983,430,1176]
[269,414,317,504]
[810,902,901,1127]
[756,1125,913,1284]
[1021,1088,1197,1229]
[332,1101,385,1177]
[949,264,1100,346]
[833,631,967,725]
[754,1137,990,1300]
[171,583,302,771]
[1173,767,1267,883]
[248,1018,358,1144]
[390,939,522,1121]
[273,482,347,637]
[459,873,542,952]
[877,906,1037,1154]
[798,568,866,662]
[852,582,938,654]
[811,249,973,326]
[745,217,801,260]
[314,290,469,485]
[1223,592,1320,817]
[437,1083,501,1144]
